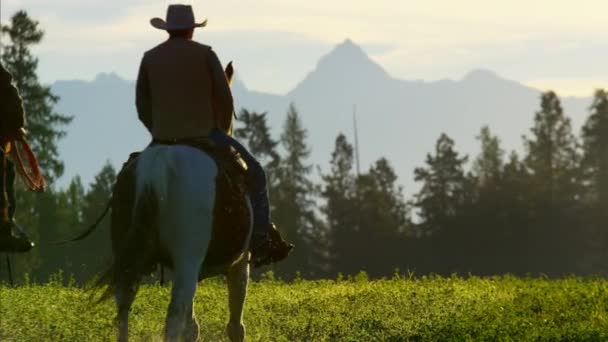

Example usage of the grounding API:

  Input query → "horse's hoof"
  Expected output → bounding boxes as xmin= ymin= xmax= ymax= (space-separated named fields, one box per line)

xmin=226 ymin=321 xmax=245 ymax=342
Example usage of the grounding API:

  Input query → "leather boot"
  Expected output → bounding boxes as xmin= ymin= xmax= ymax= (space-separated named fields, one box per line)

xmin=250 ymin=223 xmax=293 ymax=268
xmin=0 ymin=220 xmax=34 ymax=253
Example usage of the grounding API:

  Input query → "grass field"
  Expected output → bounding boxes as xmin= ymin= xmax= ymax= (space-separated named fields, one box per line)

xmin=1 ymin=273 xmax=608 ymax=341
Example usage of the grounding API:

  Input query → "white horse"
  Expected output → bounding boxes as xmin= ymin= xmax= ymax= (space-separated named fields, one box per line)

xmin=99 ymin=144 xmax=252 ymax=342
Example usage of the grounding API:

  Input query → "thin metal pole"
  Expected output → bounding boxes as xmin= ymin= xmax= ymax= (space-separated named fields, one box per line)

xmin=353 ymin=105 xmax=361 ymax=176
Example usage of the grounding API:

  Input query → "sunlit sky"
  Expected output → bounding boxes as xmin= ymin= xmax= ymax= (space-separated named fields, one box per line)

xmin=1 ymin=0 xmax=607 ymax=96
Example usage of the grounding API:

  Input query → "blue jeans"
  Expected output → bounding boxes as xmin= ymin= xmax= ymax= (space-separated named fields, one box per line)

xmin=209 ymin=129 xmax=270 ymax=237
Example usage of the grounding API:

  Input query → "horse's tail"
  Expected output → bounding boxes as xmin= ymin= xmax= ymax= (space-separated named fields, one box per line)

xmin=94 ymin=145 xmax=171 ymax=303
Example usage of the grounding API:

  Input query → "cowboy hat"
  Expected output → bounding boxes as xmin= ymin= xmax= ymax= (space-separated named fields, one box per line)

xmin=150 ymin=4 xmax=207 ymax=31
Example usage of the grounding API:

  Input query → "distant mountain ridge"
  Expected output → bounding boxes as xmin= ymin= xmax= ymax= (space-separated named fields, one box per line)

xmin=51 ymin=39 xmax=592 ymax=192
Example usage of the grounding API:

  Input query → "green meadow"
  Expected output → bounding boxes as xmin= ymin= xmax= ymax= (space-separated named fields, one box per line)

xmin=1 ymin=274 xmax=608 ymax=341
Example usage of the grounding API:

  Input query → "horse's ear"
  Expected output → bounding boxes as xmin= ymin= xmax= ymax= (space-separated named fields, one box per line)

xmin=225 ymin=61 xmax=234 ymax=85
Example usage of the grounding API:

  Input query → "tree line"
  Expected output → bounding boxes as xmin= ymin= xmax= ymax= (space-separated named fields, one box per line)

xmin=1 ymin=11 xmax=607 ymax=284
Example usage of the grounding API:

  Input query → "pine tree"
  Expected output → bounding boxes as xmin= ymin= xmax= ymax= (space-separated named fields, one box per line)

xmin=361 ymin=158 xmax=410 ymax=235
xmin=1 ymin=11 xmax=72 ymax=181
xmin=54 ymin=177 xmax=86 ymax=280
xmin=63 ymin=177 xmax=86 ymax=229
xmin=0 ymin=11 xmax=71 ymax=282
xmin=233 ymin=109 xmax=283 ymax=216
xmin=495 ymin=151 xmax=532 ymax=274
xmin=71 ymin=163 xmax=115 ymax=282
xmin=522 ymin=91 xmax=583 ymax=274
xmin=321 ymin=134 xmax=357 ymax=275
xmin=352 ymin=158 xmax=411 ymax=275
xmin=581 ymin=89 xmax=608 ymax=209
xmin=460 ymin=128 xmax=539 ymax=274
xmin=473 ymin=126 xmax=504 ymax=188
xmin=413 ymin=133 xmax=468 ymax=234
xmin=273 ymin=103 xmax=321 ymax=277
xmin=233 ymin=109 xmax=280 ymax=169
xmin=523 ymin=91 xmax=580 ymax=207
xmin=579 ymin=89 xmax=608 ymax=273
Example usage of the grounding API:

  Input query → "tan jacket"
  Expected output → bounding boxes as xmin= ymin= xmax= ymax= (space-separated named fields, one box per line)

xmin=136 ymin=38 xmax=233 ymax=140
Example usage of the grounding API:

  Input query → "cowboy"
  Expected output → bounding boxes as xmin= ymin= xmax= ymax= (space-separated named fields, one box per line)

xmin=0 ymin=62 xmax=34 ymax=253
xmin=135 ymin=4 xmax=292 ymax=266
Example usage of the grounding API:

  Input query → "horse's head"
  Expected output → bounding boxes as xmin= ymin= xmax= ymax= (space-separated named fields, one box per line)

xmin=225 ymin=61 xmax=234 ymax=85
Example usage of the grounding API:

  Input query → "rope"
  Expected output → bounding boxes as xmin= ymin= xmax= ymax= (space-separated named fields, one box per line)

xmin=7 ymin=137 xmax=46 ymax=192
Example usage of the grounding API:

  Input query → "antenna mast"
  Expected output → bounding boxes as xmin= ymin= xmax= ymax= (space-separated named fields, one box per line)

xmin=353 ymin=105 xmax=361 ymax=176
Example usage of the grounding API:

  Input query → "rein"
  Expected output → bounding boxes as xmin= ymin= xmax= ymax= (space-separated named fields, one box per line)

xmin=50 ymin=198 xmax=112 ymax=245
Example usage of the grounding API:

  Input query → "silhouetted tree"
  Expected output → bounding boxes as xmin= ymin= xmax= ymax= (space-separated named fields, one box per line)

xmin=53 ymin=177 xmax=86 ymax=280
xmin=461 ymin=127 xmax=508 ymax=273
xmin=522 ymin=91 xmax=582 ymax=274
xmin=524 ymin=91 xmax=581 ymax=208
xmin=353 ymin=158 xmax=411 ymax=275
xmin=473 ymin=126 xmax=504 ymax=187
xmin=579 ymin=89 xmax=608 ymax=273
xmin=233 ymin=109 xmax=283 ymax=217
xmin=71 ymin=163 xmax=115 ymax=281
xmin=233 ymin=109 xmax=280 ymax=169
xmin=581 ymin=89 xmax=608 ymax=209
xmin=411 ymin=134 xmax=469 ymax=274
xmin=413 ymin=133 xmax=468 ymax=234
xmin=1 ymin=11 xmax=72 ymax=181
xmin=273 ymin=104 xmax=323 ymax=277
xmin=321 ymin=134 xmax=357 ymax=275
xmin=0 ymin=11 xmax=71 ymax=281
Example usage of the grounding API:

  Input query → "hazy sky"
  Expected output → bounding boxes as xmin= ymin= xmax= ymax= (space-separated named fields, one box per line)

xmin=1 ymin=0 xmax=607 ymax=96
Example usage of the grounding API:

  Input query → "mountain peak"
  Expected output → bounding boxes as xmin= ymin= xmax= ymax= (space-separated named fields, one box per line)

xmin=322 ymin=38 xmax=369 ymax=64
xmin=335 ymin=38 xmax=364 ymax=53
xmin=288 ymin=38 xmax=392 ymax=97
xmin=462 ymin=69 xmax=501 ymax=82
xmin=313 ymin=39 xmax=389 ymax=79
xmin=94 ymin=72 xmax=125 ymax=84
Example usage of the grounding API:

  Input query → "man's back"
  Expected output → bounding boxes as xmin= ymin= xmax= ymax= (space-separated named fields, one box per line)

xmin=137 ymin=38 xmax=232 ymax=140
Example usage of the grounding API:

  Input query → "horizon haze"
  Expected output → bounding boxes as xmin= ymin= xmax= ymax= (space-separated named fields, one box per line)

xmin=49 ymin=39 xmax=595 ymax=193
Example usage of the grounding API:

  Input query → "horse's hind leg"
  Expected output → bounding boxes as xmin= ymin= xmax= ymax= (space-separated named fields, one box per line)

xmin=226 ymin=256 xmax=249 ymax=342
xmin=165 ymin=262 xmax=201 ymax=342
xmin=115 ymin=285 xmax=137 ymax=342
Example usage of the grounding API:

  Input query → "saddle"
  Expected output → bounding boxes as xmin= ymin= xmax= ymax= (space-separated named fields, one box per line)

xmin=111 ymin=138 xmax=251 ymax=281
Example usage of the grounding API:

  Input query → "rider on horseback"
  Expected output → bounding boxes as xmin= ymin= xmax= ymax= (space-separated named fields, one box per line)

xmin=134 ymin=4 xmax=292 ymax=266
xmin=0 ymin=62 xmax=34 ymax=253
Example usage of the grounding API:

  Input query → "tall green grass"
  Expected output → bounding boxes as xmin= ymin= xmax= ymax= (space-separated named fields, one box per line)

xmin=1 ymin=274 xmax=608 ymax=341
